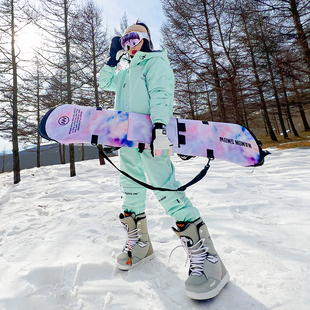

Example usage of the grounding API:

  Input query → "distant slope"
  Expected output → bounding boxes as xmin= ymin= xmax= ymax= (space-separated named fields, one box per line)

xmin=0 ymin=143 xmax=115 ymax=173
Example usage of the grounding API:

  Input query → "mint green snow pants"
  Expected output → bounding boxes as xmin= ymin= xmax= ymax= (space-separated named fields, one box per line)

xmin=119 ymin=148 xmax=200 ymax=222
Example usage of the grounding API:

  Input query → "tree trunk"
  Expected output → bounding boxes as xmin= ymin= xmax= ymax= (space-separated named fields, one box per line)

xmin=59 ymin=144 xmax=63 ymax=164
xmin=11 ymin=0 xmax=20 ymax=184
xmin=36 ymin=68 xmax=41 ymax=167
xmin=298 ymin=104 xmax=310 ymax=131
xmin=292 ymin=80 xmax=310 ymax=131
xmin=240 ymin=10 xmax=277 ymax=141
xmin=206 ymin=89 xmax=214 ymax=121
xmin=239 ymin=87 xmax=249 ymax=128
xmin=290 ymin=0 xmax=310 ymax=76
xmin=97 ymin=144 xmax=105 ymax=165
xmin=185 ymin=73 xmax=196 ymax=119
xmin=279 ymin=72 xmax=299 ymax=137
xmin=262 ymin=39 xmax=288 ymax=139
xmin=273 ymin=112 xmax=280 ymax=135
xmin=202 ymin=0 xmax=226 ymax=122
xmin=59 ymin=143 xmax=66 ymax=164
xmin=230 ymin=80 xmax=242 ymax=125
xmin=69 ymin=143 xmax=75 ymax=177
xmin=91 ymin=20 xmax=99 ymax=108
xmin=36 ymin=123 xmax=41 ymax=168
xmin=64 ymin=0 xmax=76 ymax=177
xmin=211 ymin=0 xmax=241 ymax=125
xmin=2 ymin=154 xmax=4 ymax=173
xmin=261 ymin=109 xmax=268 ymax=135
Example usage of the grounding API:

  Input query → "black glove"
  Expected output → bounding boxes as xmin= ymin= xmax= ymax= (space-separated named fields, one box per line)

xmin=106 ymin=36 xmax=126 ymax=67
xmin=150 ymin=123 xmax=173 ymax=157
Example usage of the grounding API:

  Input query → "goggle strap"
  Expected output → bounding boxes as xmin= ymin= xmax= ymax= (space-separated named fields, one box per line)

xmin=139 ymin=32 xmax=149 ymax=41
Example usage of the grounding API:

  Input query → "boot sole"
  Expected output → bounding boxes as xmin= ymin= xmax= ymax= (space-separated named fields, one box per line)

xmin=186 ymin=272 xmax=230 ymax=300
xmin=116 ymin=252 xmax=155 ymax=271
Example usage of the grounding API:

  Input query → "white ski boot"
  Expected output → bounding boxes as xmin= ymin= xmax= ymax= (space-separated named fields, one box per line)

xmin=116 ymin=212 xmax=155 ymax=270
xmin=173 ymin=218 xmax=229 ymax=300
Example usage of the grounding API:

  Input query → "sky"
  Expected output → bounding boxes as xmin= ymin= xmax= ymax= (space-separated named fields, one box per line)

xmin=0 ymin=0 xmax=166 ymax=153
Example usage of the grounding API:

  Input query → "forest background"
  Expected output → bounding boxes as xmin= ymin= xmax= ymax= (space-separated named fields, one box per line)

xmin=1 ymin=0 xmax=310 ymax=184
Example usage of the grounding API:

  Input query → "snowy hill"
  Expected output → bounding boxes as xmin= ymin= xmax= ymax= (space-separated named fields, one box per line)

xmin=0 ymin=148 xmax=309 ymax=310
xmin=0 ymin=144 xmax=110 ymax=173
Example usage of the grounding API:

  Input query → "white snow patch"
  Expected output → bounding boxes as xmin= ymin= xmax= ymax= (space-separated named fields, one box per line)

xmin=0 ymin=148 xmax=309 ymax=309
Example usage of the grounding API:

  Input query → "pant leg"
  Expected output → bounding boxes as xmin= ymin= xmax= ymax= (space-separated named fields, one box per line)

xmin=141 ymin=150 xmax=200 ymax=222
xmin=119 ymin=148 xmax=147 ymax=215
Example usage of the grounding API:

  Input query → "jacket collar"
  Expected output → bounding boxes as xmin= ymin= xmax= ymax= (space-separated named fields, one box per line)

xmin=129 ymin=49 xmax=168 ymax=67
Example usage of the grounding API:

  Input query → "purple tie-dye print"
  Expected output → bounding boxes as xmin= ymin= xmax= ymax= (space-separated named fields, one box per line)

xmin=41 ymin=104 xmax=261 ymax=167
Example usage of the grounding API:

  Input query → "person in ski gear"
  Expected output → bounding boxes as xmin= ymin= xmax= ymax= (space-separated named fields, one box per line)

xmin=99 ymin=22 xmax=229 ymax=300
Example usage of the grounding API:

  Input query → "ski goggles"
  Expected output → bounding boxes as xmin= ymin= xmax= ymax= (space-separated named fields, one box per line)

xmin=121 ymin=31 xmax=149 ymax=51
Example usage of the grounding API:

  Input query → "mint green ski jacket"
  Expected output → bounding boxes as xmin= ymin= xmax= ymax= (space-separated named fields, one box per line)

xmin=99 ymin=49 xmax=175 ymax=126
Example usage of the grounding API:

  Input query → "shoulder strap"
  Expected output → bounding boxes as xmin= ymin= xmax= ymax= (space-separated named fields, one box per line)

xmin=96 ymin=145 xmax=212 ymax=192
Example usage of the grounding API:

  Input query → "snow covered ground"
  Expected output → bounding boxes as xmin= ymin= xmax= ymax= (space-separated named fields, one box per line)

xmin=0 ymin=148 xmax=309 ymax=310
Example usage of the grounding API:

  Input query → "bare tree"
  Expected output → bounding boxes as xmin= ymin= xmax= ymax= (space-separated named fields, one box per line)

xmin=74 ymin=0 xmax=111 ymax=165
xmin=256 ymin=0 xmax=310 ymax=74
xmin=0 ymin=0 xmax=33 ymax=183
xmin=21 ymin=53 xmax=47 ymax=167
xmin=114 ymin=11 xmax=129 ymax=36
xmin=35 ymin=0 xmax=81 ymax=177
xmin=161 ymin=0 xmax=227 ymax=122
xmin=74 ymin=0 xmax=109 ymax=108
